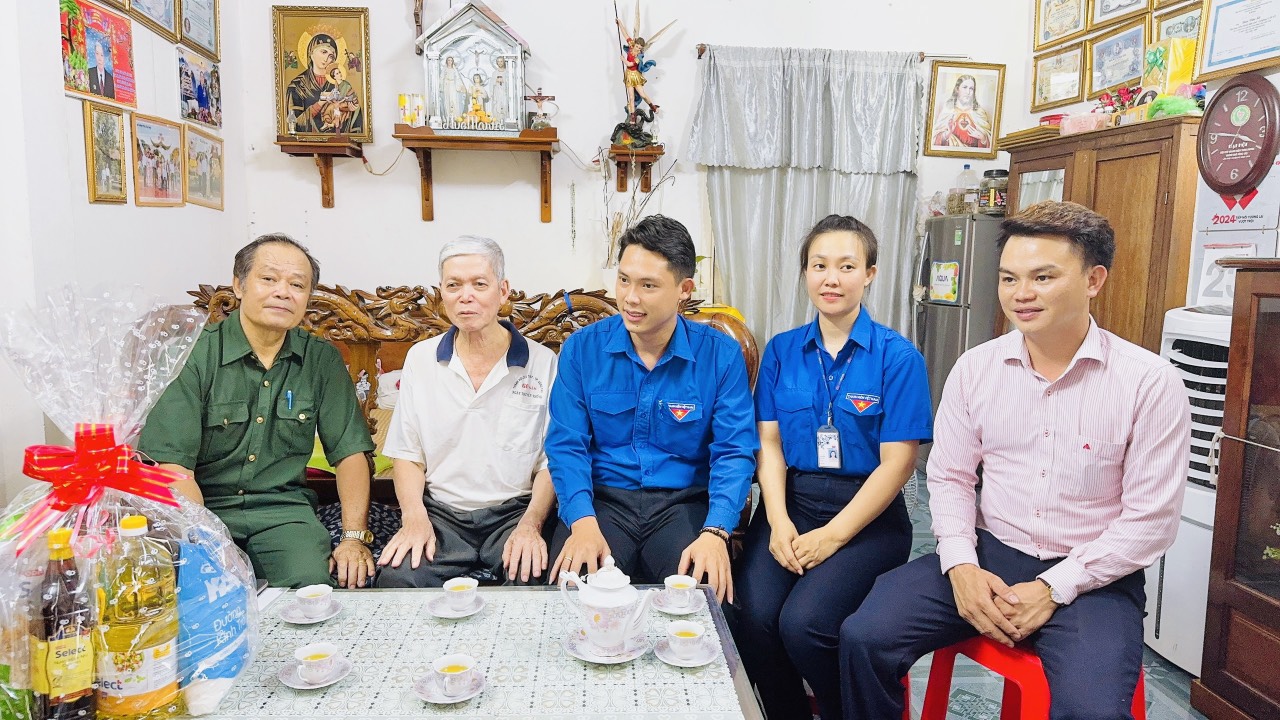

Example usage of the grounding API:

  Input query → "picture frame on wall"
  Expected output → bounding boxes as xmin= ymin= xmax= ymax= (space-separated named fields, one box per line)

xmin=1154 ymin=2 xmax=1202 ymax=41
xmin=96 ymin=0 xmax=127 ymax=9
xmin=180 ymin=0 xmax=220 ymax=61
xmin=82 ymin=100 xmax=127 ymax=203
xmin=184 ymin=124 xmax=224 ymax=210
xmin=178 ymin=46 xmax=222 ymax=128
xmin=1196 ymin=0 xmax=1280 ymax=82
xmin=923 ymin=61 xmax=1005 ymax=160
xmin=129 ymin=0 xmax=179 ymax=43
xmin=62 ymin=0 xmax=137 ymax=107
xmin=1087 ymin=19 xmax=1148 ymax=97
xmin=131 ymin=113 xmax=185 ymax=207
xmin=1035 ymin=0 xmax=1089 ymax=51
xmin=1154 ymin=0 xmax=1188 ymax=8
xmin=272 ymin=6 xmax=373 ymax=143
xmin=1090 ymin=0 xmax=1151 ymax=30
xmin=1032 ymin=44 xmax=1085 ymax=112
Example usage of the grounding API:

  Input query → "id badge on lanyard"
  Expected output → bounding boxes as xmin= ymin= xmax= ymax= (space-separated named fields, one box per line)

xmin=816 ymin=347 xmax=850 ymax=470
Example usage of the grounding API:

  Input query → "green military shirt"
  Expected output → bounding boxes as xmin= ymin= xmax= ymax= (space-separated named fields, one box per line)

xmin=140 ymin=309 xmax=374 ymax=510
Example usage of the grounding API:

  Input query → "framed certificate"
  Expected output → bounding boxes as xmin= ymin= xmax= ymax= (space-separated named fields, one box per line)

xmin=130 ymin=0 xmax=179 ymax=43
xmin=1035 ymin=0 xmax=1089 ymax=51
xmin=1090 ymin=0 xmax=1151 ymax=30
xmin=1154 ymin=2 xmax=1203 ymax=40
xmin=1196 ymin=0 xmax=1280 ymax=82
xmin=1032 ymin=43 xmax=1085 ymax=111
xmin=180 ymin=0 xmax=220 ymax=61
xmin=1087 ymin=20 xmax=1148 ymax=97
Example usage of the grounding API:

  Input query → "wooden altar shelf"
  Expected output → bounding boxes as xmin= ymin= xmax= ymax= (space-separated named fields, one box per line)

xmin=275 ymin=136 xmax=364 ymax=209
xmin=392 ymin=125 xmax=560 ymax=222
xmin=609 ymin=144 xmax=665 ymax=193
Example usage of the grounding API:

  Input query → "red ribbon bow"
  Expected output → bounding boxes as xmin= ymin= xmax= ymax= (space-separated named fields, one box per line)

xmin=7 ymin=423 xmax=181 ymax=555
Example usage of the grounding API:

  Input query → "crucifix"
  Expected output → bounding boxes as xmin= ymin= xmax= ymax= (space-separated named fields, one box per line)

xmin=469 ymin=46 xmax=486 ymax=71
xmin=524 ymin=87 xmax=555 ymax=110
xmin=525 ymin=87 xmax=556 ymax=130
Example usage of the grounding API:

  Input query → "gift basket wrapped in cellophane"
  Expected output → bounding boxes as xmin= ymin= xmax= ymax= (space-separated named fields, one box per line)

xmin=0 ymin=287 xmax=259 ymax=720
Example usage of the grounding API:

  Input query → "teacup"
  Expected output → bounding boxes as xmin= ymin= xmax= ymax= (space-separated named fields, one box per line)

xmin=432 ymin=653 xmax=477 ymax=697
xmin=443 ymin=577 xmax=479 ymax=611
xmin=663 ymin=574 xmax=697 ymax=609
xmin=296 ymin=584 xmax=333 ymax=619
xmin=667 ymin=620 xmax=706 ymax=660
xmin=295 ymin=642 xmax=340 ymax=683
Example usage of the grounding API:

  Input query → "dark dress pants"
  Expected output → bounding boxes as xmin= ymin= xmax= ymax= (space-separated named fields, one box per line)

xmin=733 ymin=471 xmax=911 ymax=720
xmin=839 ymin=529 xmax=1146 ymax=720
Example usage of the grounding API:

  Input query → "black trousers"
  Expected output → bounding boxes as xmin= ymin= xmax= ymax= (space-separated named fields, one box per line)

xmin=549 ymin=484 xmax=708 ymax=583
xmin=733 ymin=471 xmax=911 ymax=720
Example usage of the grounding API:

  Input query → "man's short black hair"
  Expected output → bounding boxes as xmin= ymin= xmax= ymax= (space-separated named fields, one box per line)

xmin=617 ymin=215 xmax=697 ymax=280
xmin=997 ymin=201 xmax=1115 ymax=270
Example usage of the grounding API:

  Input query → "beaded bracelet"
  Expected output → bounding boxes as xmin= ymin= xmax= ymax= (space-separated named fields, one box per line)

xmin=700 ymin=526 xmax=730 ymax=543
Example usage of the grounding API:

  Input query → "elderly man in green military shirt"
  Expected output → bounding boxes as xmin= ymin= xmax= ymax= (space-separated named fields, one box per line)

xmin=140 ymin=234 xmax=377 ymax=588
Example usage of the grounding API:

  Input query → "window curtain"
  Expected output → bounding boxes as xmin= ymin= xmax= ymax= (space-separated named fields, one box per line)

xmin=689 ymin=47 xmax=922 ymax=342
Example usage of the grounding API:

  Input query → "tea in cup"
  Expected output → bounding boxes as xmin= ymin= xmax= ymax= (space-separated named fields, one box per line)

xmin=432 ymin=653 xmax=476 ymax=697
xmin=295 ymin=642 xmax=340 ymax=683
xmin=296 ymin=584 xmax=333 ymax=619
xmin=667 ymin=620 xmax=706 ymax=660
xmin=443 ymin=577 xmax=479 ymax=611
xmin=663 ymin=574 xmax=697 ymax=609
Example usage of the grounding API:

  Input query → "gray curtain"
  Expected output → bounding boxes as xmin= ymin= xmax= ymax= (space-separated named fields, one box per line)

xmin=689 ymin=46 xmax=922 ymax=341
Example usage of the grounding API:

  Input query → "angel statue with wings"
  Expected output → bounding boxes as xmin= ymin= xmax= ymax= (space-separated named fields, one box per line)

xmin=614 ymin=3 xmax=675 ymax=124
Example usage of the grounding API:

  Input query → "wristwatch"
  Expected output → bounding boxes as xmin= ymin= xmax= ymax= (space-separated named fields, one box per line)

xmin=341 ymin=529 xmax=374 ymax=545
xmin=1037 ymin=577 xmax=1063 ymax=605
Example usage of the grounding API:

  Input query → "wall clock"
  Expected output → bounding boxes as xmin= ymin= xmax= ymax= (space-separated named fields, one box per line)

xmin=1197 ymin=72 xmax=1280 ymax=196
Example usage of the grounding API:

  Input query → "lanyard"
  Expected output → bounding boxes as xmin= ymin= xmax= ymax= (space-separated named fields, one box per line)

xmin=815 ymin=345 xmax=853 ymax=426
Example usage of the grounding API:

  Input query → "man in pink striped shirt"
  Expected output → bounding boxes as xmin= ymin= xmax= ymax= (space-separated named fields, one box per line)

xmin=840 ymin=201 xmax=1191 ymax=719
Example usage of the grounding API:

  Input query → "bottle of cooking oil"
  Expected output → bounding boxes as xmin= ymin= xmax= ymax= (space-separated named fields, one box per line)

xmin=95 ymin=516 xmax=182 ymax=720
xmin=30 ymin=527 xmax=95 ymax=720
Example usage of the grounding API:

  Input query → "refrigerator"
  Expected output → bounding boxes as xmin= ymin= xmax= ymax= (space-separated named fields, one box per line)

xmin=912 ymin=214 xmax=1005 ymax=419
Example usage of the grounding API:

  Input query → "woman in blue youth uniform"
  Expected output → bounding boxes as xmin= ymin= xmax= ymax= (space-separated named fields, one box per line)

xmin=733 ymin=215 xmax=933 ymax=720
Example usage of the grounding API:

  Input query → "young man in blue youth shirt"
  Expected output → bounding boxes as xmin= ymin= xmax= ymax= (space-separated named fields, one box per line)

xmin=544 ymin=215 xmax=758 ymax=602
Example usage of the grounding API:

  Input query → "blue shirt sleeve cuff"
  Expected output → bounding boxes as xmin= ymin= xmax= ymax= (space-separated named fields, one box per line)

xmin=559 ymin=495 xmax=596 ymax=527
xmin=705 ymin=506 xmax=742 ymax=534
xmin=879 ymin=425 xmax=935 ymax=444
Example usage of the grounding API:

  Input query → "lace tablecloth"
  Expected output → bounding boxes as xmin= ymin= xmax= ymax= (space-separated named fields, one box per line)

xmin=204 ymin=587 xmax=755 ymax=719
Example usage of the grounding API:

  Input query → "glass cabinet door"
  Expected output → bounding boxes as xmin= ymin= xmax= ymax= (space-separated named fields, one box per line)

xmin=1016 ymin=169 xmax=1066 ymax=209
xmin=1232 ymin=296 xmax=1280 ymax=602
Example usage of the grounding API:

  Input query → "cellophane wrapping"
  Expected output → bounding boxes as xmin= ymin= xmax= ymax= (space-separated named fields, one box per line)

xmin=0 ymin=287 xmax=259 ymax=719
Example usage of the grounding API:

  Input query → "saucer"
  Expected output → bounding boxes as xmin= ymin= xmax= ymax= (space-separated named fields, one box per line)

xmin=652 ymin=589 xmax=707 ymax=615
xmin=427 ymin=593 xmax=486 ymax=620
xmin=278 ymin=657 xmax=353 ymax=690
xmin=654 ymin=638 xmax=718 ymax=668
xmin=412 ymin=670 xmax=486 ymax=704
xmin=280 ymin=599 xmax=342 ymax=624
xmin=561 ymin=629 xmax=651 ymax=665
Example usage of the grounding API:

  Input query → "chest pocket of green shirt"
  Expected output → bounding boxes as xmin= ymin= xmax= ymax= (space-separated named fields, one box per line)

xmin=276 ymin=395 xmax=318 ymax=455
xmin=202 ymin=401 xmax=249 ymax=459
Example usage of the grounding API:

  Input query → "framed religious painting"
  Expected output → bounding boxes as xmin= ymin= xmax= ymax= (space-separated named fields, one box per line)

xmin=129 ymin=0 xmax=179 ymax=43
xmin=1087 ymin=20 xmax=1148 ymax=97
xmin=1154 ymin=1 xmax=1202 ymax=40
xmin=82 ymin=100 xmax=127 ymax=203
xmin=95 ymin=0 xmax=126 ymax=9
xmin=923 ymin=61 xmax=1005 ymax=160
xmin=62 ymin=0 xmax=137 ymax=107
xmin=184 ymin=124 xmax=224 ymax=210
xmin=180 ymin=0 xmax=219 ymax=61
xmin=131 ymin=113 xmax=184 ymax=207
xmin=1196 ymin=0 xmax=1280 ymax=82
xmin=1032 ymin=44 xmax=1085 ymax=111
xmin=178 ymin=46 xmax=222 ymax=128
xmin=272 ymin=6 xmax=373 ymax=142
xmin=1090 ymin=0 xmax=1151 ymax=30
xmin=1035 ymin=0 xmax=1088 ymax=51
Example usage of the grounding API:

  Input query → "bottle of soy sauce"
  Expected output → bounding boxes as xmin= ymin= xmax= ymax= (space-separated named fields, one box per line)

xmin=30 ymin=528 xmax=95 ymax=720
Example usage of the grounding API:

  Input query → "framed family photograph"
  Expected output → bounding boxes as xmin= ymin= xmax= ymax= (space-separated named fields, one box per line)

xmin=1090 ymin=0 xmax=1151 ymax=29
xmin=129 ymin=0 xmax=178 ymax=43
xmin=180 ymin=0 xmax=220 ymax=61
xmin=1032 ymin=44 xmax=1085 ymax=112
xmin=1035 ymin=0 xmax=1088 ymax=51
xmin=1154 ymin=2 xmax=1202 ymax=40
xmin=924 ymin=61 xmax=1005 ymax=160
xmin=82 ymin=100 xmax=126 ymax=203
xmin=184 ymin=124 xmax=224 ymax=210
xmin=1196 ymin=0 xmax=1280 ymax=82
xmin=62 ymin=0 xmax=137 ymax=107
xmin=1087 ymin=20 xmax=1148 ymax=97
xmin=178 ymin=46 xmax=222 ymax=128
xmin=131 ymin=113 xmax=184 ymax=207
xmin=272 ymin=6 xmax=373 ymax=142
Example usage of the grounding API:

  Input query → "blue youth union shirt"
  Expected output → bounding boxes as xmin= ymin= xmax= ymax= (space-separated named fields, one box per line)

xmin=755 ymin=309 xmax=933 ymax=476
xmin=546 ymin=315 xmax=759 ymax=531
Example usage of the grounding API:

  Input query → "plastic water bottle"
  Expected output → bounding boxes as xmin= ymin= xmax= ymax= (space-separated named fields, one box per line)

xmin=95 ymin=516 xmax=183 ymax=720
xmin=956 ymin=164 xmax=980 ymax=214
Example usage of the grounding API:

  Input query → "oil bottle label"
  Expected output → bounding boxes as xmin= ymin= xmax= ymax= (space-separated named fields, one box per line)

xmin=28 ymin=635 xmax=93 ymax=698
xmin=97 ymin=639 xmax=179 ymax=714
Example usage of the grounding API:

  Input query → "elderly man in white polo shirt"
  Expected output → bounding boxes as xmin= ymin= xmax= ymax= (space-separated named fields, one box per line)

xmin=375 ymin=236 xmax=558 ymax=587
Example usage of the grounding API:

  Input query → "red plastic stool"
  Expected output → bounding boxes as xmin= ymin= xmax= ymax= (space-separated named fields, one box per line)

xmin=919 ymin=636 xmax=1146 ymax=720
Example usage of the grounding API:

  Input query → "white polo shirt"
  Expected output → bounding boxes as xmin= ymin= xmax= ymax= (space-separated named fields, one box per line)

xmin=383 ymin=321 xmax=558 ymax=512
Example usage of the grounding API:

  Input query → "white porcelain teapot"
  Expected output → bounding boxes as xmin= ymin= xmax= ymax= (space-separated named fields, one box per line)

xmin=559 ymin=556 xmax=655 ymax=656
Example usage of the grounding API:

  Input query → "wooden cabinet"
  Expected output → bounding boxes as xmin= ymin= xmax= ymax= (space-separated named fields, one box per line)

xmin=1006 ymin=116 xmax=1199 ymax=352
xmin=1192 ymin=259 xmax=1280 ymax=720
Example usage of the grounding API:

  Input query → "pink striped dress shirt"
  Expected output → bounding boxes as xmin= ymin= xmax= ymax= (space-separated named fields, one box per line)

xmin=928 ymin=319 xmax=1192 ymax=604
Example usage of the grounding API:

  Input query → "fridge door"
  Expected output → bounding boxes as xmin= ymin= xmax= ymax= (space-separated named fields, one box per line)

xmin=919 ymin=301 xmax=967 ymax=416
xmin=961 ymin=215 xmax=1005 ymax=345
xmin=925 ymin=215 xmax=972 ymax=307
